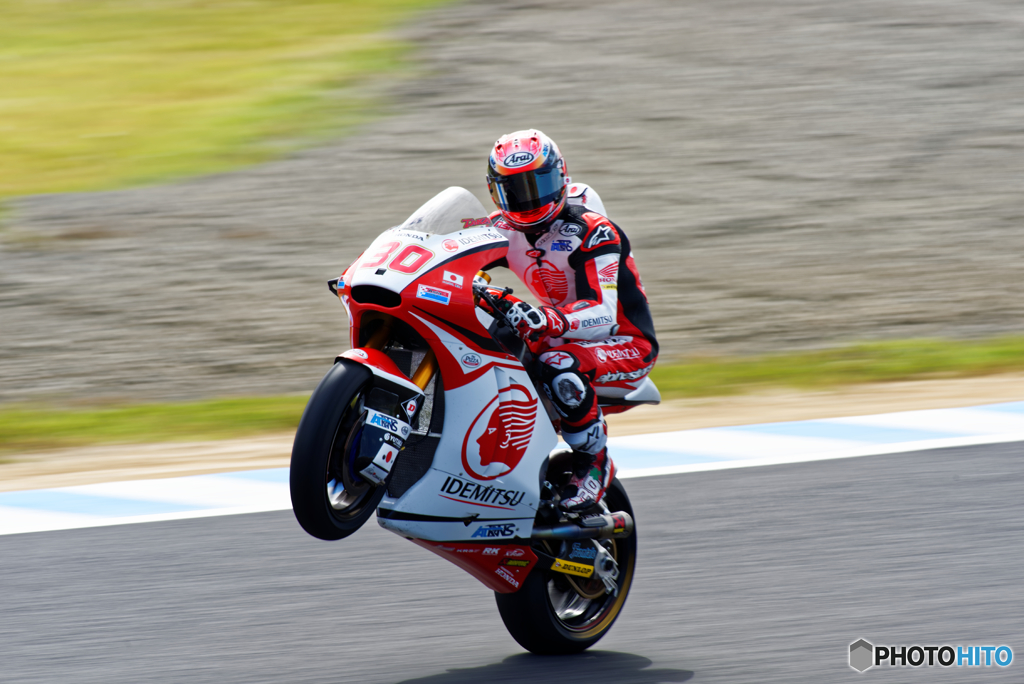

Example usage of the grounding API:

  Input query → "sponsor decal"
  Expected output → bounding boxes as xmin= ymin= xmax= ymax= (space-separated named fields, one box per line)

xmin=568 ymin=542 xmax=597 ymax=561
xmin=525 ymin=248 xmax=544 ymax=258
xmin=598 ymin=262 xmax=618 ymax=283
xmin=570 ymin=319 xmax=581 ymax=331
xmin=585 ymin=224 xmax=616 ymax=249
xmin=382 ymin=432 xmax=404 ymax=448
xmin=349 ymin=349 xmax=369 ymax=359
xmin=416 ymin=284 xmax=452 ymax=305
xmin=505 ymin=548 xmax=526 ymax=557
xmin=369 ymin=412 xmax=398 ymax=432
xmin=461 ymin=353 xmax=482 ymax=368
xmin=460 ymin=217 xmax=491 ymax=229
xmin=462 ymin=381 xmax=538 ymax=480
xmin=495 ymin=566 xmax=521 ymax=588
xmin=552 ymin=558 xmax=595 ymax=578
xmin=551 ymin=239 xmax=573 ymax=252
xmin=581 ymin=315 xmax=614 ymax=328
xmin=578 ymin=336 xmax=633 ymax=347
xmin=502 ymin=559 xmax=530 ymax=568
xmin=596 ymin=347 xmax=640 ymax=363
xmin=612 ymin=513 xmax=627 ymax=534
xmin=458 ymin=231 xmax=503 ymax=247
xmin=442 ymin=270 xmax=464 ymax=289
xmin=540 ymin=351 xmax=575 ymax=369
xmin=596 ymin=364 xmax=653 ymax=384
xmin=483 ymin=547 xmax=500 ymax=556
xmin=569 ymin=185 xmax=579 ymax=195
xmin=455 ymin=547 xmax=479 ymax=554
xmin=559 ymin=223 xmax=583 ymax=237
xmin=392 ymin=230 xmax=426 ymax=241
xmin=471 ymin=523 xmax=517 ymax=538
xmin=403 ymin=399 xmax=418 ymax=418
xmin=442 ymin=239 xmax=460 ymax=253
xmin=525 ymin=260 xmax=569 ymax=304
xmin=502 ymin=151 xmax=535 ymax=168
xmin=439 ymin=475 xmax=526 ymax=508
xmin=601 ymin=283 xmax=617 ymax=290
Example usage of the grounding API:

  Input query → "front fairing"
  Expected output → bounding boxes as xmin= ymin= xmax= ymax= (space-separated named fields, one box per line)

xmin=329 ymin=187 xmax=559 ymax=543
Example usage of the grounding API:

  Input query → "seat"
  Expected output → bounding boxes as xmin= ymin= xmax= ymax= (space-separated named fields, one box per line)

xmin=596 ymin=377 xmax=661 ymax=414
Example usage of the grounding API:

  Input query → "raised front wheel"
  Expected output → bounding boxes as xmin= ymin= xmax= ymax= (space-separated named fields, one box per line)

xmin=290 ymin=360 xmax=386 ymax=540
xmin=494 ymin=478 xmax=637 ymax=654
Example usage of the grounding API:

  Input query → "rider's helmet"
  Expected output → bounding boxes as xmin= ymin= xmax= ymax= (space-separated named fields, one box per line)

xmin=486 ymin=129 xmax=568 ymax=232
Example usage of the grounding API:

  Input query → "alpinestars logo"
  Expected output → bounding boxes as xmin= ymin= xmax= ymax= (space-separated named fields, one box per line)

xmin=596 ymin=364 xmax=653 ymax=384
xmin=461 ymin=377 xmax=537 ymax=480
xmin=585 ymin=224 xmax=615 ymax=249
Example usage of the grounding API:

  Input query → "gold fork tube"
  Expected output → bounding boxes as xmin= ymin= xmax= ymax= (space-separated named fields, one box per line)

xmin=364 ymin=319 xmax=393 ymax=350
xmin=411 ymin=350 xmax=438 ymax=390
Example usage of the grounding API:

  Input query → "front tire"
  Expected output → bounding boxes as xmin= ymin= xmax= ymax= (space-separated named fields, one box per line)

xmin=494 ymin=478 xmax=637 ymax=654
xmin=290 ymin=360 xmax=386 ymax=540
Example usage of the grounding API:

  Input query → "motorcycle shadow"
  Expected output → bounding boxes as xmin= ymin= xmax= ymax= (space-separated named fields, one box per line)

xmin=391 ymin=650 xmax=694 ymax=684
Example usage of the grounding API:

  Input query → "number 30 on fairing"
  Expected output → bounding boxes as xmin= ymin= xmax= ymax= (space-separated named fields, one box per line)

xmin=359 ymin=242 xmax=434 ymax=274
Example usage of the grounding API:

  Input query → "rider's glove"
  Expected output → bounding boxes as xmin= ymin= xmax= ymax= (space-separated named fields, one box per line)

xmin=506 ymin=302 xmax=568 ymax=342
xmin=475 ymin=286 xmax=514 ymax=317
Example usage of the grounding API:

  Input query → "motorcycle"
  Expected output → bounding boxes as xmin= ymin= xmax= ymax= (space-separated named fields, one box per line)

xmin=289 ymin=187 xmax=660 ymax=654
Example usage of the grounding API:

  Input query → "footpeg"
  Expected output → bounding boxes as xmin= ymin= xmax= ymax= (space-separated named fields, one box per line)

xmin=593 ymin=543 xmax=619 ymax=596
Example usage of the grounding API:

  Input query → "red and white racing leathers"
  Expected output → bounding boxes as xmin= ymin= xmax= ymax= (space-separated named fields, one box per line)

xmin=488 ymin=185 xmax=659 ymax=463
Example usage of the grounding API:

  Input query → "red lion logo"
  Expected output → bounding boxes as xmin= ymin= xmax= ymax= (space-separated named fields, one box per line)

xmin=462 ymin=381 xmax=538 ymax=480
xmin=525 ymin=260 xmax=569 ymax=305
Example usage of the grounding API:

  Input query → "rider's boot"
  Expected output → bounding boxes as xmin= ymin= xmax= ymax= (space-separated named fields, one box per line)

xmin=559 ymin=417 xmax=615 ymax=512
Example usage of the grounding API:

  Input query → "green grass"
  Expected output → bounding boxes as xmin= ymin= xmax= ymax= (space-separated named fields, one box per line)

xmin=0 ymin=0 xmax=452 ymax=200
xmin=650 ymin=336 xmax=1024 ymax=398
xmin=5 ymin=336 xmax=1024 ymax=453
xmin=0 ymin=396 xmax=309 ymax=454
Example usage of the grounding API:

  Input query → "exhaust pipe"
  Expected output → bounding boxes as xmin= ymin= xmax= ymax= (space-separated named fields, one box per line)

xmin=531 ymin=511 xmax=634 ymax=540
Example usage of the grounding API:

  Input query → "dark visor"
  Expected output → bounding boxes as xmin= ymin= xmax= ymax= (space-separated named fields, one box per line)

xmin=487 ymin=167 xmax=563 ymax=213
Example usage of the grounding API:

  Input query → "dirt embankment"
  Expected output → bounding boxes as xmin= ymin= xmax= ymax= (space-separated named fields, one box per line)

xmin=2 ymin=0 xmax=1024 ymax=407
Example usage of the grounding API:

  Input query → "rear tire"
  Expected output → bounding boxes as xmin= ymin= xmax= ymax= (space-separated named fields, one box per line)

xmin=290 ymin=360 xmax=386 ymax=540
xmin=494 ymin=478 xmax=637 ymax=654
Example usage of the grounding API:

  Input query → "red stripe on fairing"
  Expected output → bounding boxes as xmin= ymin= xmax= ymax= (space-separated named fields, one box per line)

xmin=413 ymin=540 xmax=539 ymax=594
xmin=409 ymin=309 xmax=523 ymax=390
xmin=438 ymin=495 xmax=515 ymax=510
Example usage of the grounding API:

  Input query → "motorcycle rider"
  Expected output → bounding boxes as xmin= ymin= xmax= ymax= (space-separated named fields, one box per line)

xmin=480 ymin=129 xmax=659 ymax=512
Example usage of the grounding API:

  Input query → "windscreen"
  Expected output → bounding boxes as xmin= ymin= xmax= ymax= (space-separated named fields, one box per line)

xmin=396 ymin=186 xmax=492 ymax=235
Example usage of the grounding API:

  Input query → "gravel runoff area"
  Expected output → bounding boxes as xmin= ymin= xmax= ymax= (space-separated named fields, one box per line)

xmin=3 ymin=0 xmax=1024 ymax=404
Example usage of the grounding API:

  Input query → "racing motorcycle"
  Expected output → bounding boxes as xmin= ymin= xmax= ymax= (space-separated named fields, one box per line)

xmin=289 ymin=187 xmax=660 ymax=654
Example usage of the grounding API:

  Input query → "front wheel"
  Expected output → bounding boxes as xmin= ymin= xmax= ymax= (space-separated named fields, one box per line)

xmin=494 ymin=478 xmax=637 ymax=654
xmin=290 ymin=360 xmax=386 ymax=540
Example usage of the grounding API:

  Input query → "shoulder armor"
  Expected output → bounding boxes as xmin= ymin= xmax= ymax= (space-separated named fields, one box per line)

xmin=565 ymin=182 xmax=607 ymax=216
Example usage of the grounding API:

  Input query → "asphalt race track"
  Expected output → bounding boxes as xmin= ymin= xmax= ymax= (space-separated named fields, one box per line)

xmin=2 ymin=443 xmax=1021 ymax=683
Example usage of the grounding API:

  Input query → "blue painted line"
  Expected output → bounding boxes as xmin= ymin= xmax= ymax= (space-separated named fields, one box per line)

xmin=0 ymin=490 xmax=203 ymax=518
xmin=728 ymin=420 xmax=957 ymax=444
xmin=976 ymin=401 xmax=1024 ymax=415
xmin=220 ymin=467 xmax=289 ymax=484
xmin=611 ymin=446 xmax=735 ymax=469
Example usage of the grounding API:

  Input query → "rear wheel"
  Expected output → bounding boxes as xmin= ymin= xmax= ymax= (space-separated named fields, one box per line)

xmin=290 ymin=360 xmax=386 ymax=540
xmin=494 ymin=478 xmax=637 ymax=654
